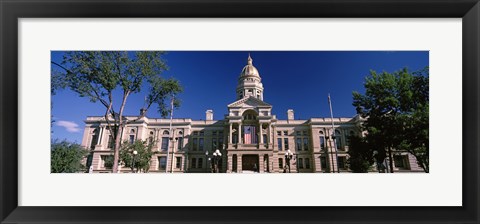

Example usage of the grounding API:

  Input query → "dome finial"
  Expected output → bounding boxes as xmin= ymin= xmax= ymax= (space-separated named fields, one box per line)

xmin=247 ymin=53 xmax=253 ymax=65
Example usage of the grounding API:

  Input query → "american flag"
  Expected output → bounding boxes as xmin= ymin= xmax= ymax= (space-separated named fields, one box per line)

xmin=244 ymin=126 xmax=257 ymax=144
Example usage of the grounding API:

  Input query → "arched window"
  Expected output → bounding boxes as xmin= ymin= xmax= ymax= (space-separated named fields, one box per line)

xmin=127 ymin=128 xmax=136 ymax=144
xmin=335 ymin=130 xmax=342 ymax=149
xmin=148 ymin=131 xmax=154 ymax=144
xmin=319 ymin=130 xmax=326 ymax=150
xmin=177 ymin=131 xmax=184 ymax=150
xmin=90 ymin=128 xmax=99 ymax=149
xmin=161 ymin=130 xmax=169 ymax=151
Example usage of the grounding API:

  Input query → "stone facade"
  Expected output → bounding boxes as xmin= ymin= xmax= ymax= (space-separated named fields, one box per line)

xmin=81 ymin=55 xmax=423 ymax=173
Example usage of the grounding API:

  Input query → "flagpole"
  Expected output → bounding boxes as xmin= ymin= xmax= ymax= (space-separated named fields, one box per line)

xmin=328 ymin=94 xmax=340 ymax=173
xmin=166 ymin=94 xmax=174 ymax=173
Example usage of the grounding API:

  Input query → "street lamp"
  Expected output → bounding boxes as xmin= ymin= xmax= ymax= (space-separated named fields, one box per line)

xmin=205 ymin=151 xmax=209 ymax=173
xmin=132 ymin=150 xmax=138 ymax=173
xmin=212 ymin=149 xmax=222 ymax=173
xmin=295 ymin=153 xmax=299 ymax=173
xmin=285 ymin=149 xmax=293 ymax=173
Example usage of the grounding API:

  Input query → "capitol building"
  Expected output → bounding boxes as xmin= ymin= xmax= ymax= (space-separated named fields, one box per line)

xmin=81 ymin=55 xmax=423 ymax=173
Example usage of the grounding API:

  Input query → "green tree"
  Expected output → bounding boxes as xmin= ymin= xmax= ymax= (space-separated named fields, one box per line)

xmin=51 ymin=140 xmax=89 ymax=173
xmin=352 ymin=67 xmax=429 ymax=173
xmin=52 ymin=51 xmax=182 ymax=173
xmin=119 ymin=140 xmax=157 ymax=173
xmin=347 ymin=136 xmax=374 ymax=173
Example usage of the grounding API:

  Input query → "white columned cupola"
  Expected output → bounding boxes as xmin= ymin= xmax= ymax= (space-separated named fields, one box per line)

xmin=236 ymin=54 xmax=264 ymax=101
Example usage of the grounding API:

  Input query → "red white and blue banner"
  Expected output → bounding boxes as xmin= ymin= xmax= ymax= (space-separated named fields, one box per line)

xmin=244 ymin=126 xmax=257 ymax=144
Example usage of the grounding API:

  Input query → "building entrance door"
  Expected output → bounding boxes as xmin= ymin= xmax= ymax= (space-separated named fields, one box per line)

xmin=242 ymin=155 xmax=259 ymax=171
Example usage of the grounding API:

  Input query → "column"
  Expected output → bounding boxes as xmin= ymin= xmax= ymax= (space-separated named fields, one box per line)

xmin=228 ymin=155 xmax=233 ymax=173
xmin=259 ymin=155 xmax=264 ymax=173
xmin=229 ymin=123 xmax=233 ymax=144
xmin=267 ymin=123 xmax=270 ymax=144
xmin=238 ymin=123 xmax=242 ymax=144
xmin=259 ymin=123 xmax=263 ymax=145
xmin=237 ymin=154 xmax=242 ymax=173
xmin=97 ymin=126 xmax=104 ymax=145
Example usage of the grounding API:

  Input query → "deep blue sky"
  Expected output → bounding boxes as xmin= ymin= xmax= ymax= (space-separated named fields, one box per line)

xmin=51 ymin=51 xmax=428 ymax=143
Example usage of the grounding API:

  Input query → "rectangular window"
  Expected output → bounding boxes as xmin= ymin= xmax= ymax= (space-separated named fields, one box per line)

xmin=394 ymin=155 xmax=406 ymax=168
xmin=277 ymin=138 xmax=283 ymax=151
xmin=296 ymin=138 xmax=302 ymax=151
xmin=283 ymin=131 xmax=288 ymax=136
xmin=303 ymin=131 xmax=308 ymax=136
xmin=212 ymin=131 xmax=217 ymax=136
xmin=107 ymin=135 xmax=114 ymax=149
xmin=296 ymin=131 xmax=301 ymax=136
xmin=158 ymin=157 xmax=167 ymax=169
xmin=199 ymin=131 xmax=204 ymax=136
xmin=161 ymin=137 xmax=169 ymax=151
xmin=192 ymin=138 xmax=198 ymax=151
xmin=90 ymin=134 xmax=98 ymax=149
xmin=177 ymin=137 xmax=183 ymax=150
xmin=199 ymin=138 xmax=204 ymax=151
xmin=277 ymin=131 xmax=282 ymax=136
xmin=176 ymin=157 xmax=182 ymax=169
xmin=284 ymin=138 xmax=289 ymax=150
xmin=336 ymin=137 xmax=342 ymax=150
xmin=212 ymin=138 xmax=217 ymax=150
xmin=198 ymin=158 xmax=203 ymax=168
xmin=218 ymin=138 xmax=224 ymax=149
xmin=262 ymin=134 xmax=267 ymax=144
xmin=320 ymin=156 xmax=327 ymax=169
xmin=305 ymin=158 xmax=310 ymax=169
xmin=129 ymin=135 xmax=135 ymax=144
xmin=191 ymin=158 xmax=197 ymax=169
xmin=298 ymin=158 xmax=304 ymax=169
xmin=338 ymin=157 xmax=346 ymax=169
xmin=303 ymin=138 xmax=309 ymax=151
xmin=320 ymin=136 xmax=325 ymax=150
xmin=278 ymin=158 xmax=283 ymax=169
xmin=233 ymin=134 xmax=238 ymax=144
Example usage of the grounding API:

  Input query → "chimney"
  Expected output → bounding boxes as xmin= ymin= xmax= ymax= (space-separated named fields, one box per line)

xmin=206 ymin=110 xmax=213 ymax=121
xmin=287 ymin=109 xmax=294 ymax=121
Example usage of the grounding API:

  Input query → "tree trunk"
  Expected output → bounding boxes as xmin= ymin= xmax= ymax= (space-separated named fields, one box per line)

xmin=112 ymin=91 xmax=130 ymax=173
xmin=112 ymin=124 xmax=123 ymax=173
xmin=388 ymin=146 xmax=394 ymax=173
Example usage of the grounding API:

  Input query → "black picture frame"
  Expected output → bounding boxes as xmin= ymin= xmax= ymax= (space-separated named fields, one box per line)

xmin=1 ymin=0 xmax=479 ymax=223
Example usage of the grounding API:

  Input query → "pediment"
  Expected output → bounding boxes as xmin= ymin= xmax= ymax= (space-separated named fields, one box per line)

xmin=228 ymin=96 xmax=272 ymax=108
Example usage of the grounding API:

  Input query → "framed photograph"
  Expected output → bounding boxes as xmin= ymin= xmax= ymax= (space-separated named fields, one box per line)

xmin=1 ymin=0 xmax=479 ymax=223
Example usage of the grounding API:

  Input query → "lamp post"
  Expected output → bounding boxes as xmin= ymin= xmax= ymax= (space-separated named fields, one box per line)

xmin=285 ymin=149 xmax=293 ymax=173
xmin=132 ymin=150 xmax=138 ymax=173
xmin=169 ymin=137 xmax=178 ymax=173
xmin=205 ymin=151 xmax=209 ymax=173
xmin=212 ymin=149 xmax=222 ymax=173
xmin=295 ymin=153 xmax=299 ymax=173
